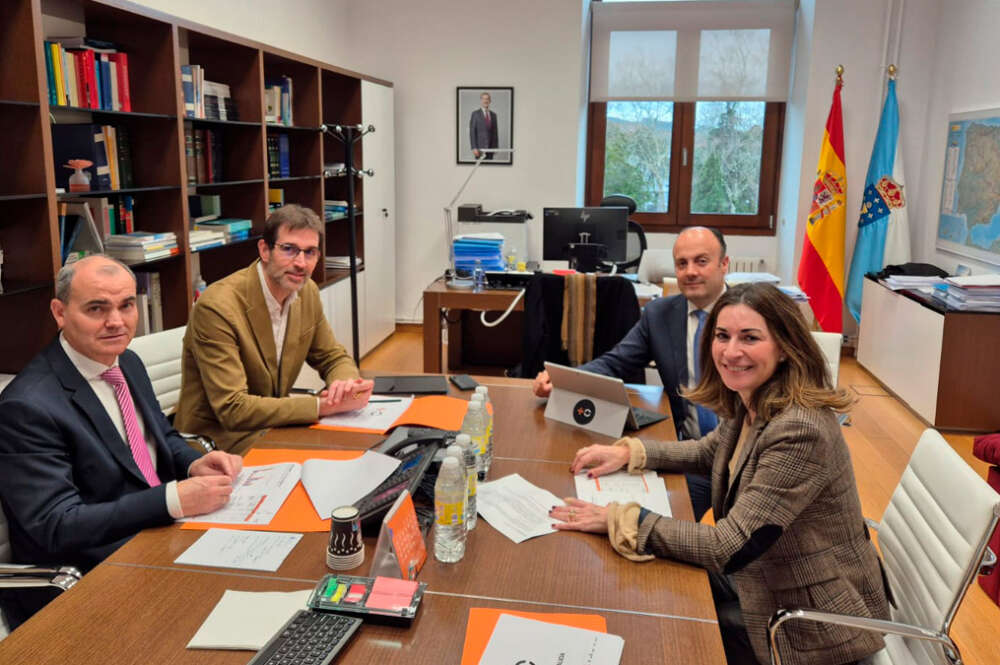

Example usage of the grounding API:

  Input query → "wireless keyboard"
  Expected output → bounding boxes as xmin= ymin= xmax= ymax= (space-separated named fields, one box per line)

xmin=245 ymin=610 xmax=361 ymax=665
xmin=354 ymin=442 xmax=438 ymax=531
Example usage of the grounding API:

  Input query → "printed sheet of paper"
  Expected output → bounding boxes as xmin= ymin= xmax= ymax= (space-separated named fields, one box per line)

xmin=476 ymin=473 xmax=563 ymax=543
xmin=574 ymin=470 xmax=671 ymax=517
xmin=179 ymin=463 xmax=301 ymax=525
xmin=478 ymin=614 xmax=624 ymax=665
xmin=300 ymin=451 xmax=400 ymax=519
xmin=317 ymin=395 xmax=414 ymax=432
xmin=187 ymin=589 xmax=311 ymax=650
xmin=174 ymin=528 xmax=303 ymax=572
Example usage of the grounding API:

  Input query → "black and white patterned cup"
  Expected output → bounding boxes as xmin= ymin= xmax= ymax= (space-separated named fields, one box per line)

xmin=327 ymin=505 xmax=364 ymax=570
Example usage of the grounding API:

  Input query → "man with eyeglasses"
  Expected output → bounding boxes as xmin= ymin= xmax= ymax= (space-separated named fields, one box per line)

xmin=175 ymin=204 xmax=369 ymax=454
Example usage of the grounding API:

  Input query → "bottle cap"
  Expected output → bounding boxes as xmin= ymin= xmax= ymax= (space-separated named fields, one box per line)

xmin=441 ymin=456 xmax=460 ymax=470
xmin=456 ymin=433 xmax=472 ymax=445
xmin=445 ymin=444 xmax=464 ymax=462
xmin=467 ymin=400 xmax=482 ymax=411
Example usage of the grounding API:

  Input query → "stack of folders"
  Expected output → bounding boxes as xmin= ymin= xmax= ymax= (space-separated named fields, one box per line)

xmin=189 ymin=229 xmax=227 ymax=252
xmin=453 ymin=233 xmax=505 ymax=272
xmin=324 ymin=200 xmax=350 ymax=221
xmin=932 ymin=274 xmax=1000 ymax=312
xmin=104 ymin=231 xmax=178 ymax=265
xmin=193 ymin=218 xmax=252 ymax=244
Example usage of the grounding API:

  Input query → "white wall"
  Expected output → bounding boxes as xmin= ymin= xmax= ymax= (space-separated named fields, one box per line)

xmin=342 ymin=0 xmax=591 ymax=322
xmin=126 ymin=0 xmax=354 ymax=67
xmin=913 ymin=0 xmax=1000 ymax=274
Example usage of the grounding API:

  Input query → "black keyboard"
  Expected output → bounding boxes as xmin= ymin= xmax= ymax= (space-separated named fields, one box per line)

xmin=629 ymin=405 xmax=669 ymax=430
xmin=354 ymin=443 xmax=438 ymax=531
xmin=245 ymin=610 xmax=361 ymax=665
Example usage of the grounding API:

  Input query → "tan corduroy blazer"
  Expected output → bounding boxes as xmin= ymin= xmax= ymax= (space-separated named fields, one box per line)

xmin=636 ymin=403 xmax=890 ymax=665
xmin=174 ymin=261 xmax=358 ymax=454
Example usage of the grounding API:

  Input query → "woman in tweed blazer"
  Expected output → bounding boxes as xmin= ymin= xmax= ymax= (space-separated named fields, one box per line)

xmin=550 ymin=283 xmax=890 ymax=665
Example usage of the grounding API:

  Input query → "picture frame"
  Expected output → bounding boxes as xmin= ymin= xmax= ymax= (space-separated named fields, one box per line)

xmin=457 ymin=87 xmax=513 ymax=165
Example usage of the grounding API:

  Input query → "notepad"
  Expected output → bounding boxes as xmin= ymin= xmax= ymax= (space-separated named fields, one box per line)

xmin=187 ymin=589 xmax=312 ymax=650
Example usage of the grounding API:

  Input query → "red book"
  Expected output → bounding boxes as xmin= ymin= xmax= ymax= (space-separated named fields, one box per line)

xmin=108 ymin=52 xmax=131 ymax=112
xmin=67 ymin=48 xmax=97 ymax=108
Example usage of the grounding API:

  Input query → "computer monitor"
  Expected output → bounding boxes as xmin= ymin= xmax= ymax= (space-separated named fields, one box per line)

xmin=542 ymin=207 xmax=628 ymax=272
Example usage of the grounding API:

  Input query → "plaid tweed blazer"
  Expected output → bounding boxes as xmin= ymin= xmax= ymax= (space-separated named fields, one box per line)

xmin=636 ymin=403 xmax=890 ymax=665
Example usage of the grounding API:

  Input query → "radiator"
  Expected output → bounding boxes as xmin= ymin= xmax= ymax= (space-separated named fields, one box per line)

xmin=729 ymin=256 xmax=766 ymax=273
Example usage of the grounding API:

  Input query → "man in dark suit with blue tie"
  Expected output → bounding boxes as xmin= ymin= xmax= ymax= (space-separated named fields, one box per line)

xmin=534 ymin=227 xmax=729 ymax=520
xmin=469 ymin=91 xmax=499 ymax=160
xmin=0 ymin=255 xmax=243 ymax=629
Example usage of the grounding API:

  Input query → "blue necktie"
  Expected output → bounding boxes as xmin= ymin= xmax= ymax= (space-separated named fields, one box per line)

xmin=693 ymin=309 xmax=719 ymax=436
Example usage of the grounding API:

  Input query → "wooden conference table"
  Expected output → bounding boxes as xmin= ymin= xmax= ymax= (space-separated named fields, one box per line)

xmin=0 ymin=379 xmax=725 ymax=664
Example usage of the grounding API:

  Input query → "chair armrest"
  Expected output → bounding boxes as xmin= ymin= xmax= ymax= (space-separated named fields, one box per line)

xmin=864 ymin=517 xmax=879 ymax=532
xmin=179 ymin=432 xmax=216 ymax=453
xmin=0 ymin=564 xmax=82 ymax=591
xmin=767 ymin=607 xmax=959 ymax=665
xmin=982 ymin=546 xmax=997 ymax=575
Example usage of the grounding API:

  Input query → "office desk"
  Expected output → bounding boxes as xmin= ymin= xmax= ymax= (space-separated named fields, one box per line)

xmin=0 ymin=380 xmax=723 ymax=663
xmin=422 ymin=278 xmax=525 ymax=373
xmin=0 ymin=564 xmax=724 ymax=664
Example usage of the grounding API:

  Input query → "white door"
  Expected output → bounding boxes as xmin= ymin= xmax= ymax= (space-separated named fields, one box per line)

xmin=361 ymin=80 xmax=396 ymax=352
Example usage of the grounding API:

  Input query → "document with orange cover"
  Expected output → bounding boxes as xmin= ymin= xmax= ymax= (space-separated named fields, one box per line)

xmin=311 ymin=394 xmax=469 ymax=434
xmin=181 ymin=448 xmax=363 ymax=533
xmin=460 ymin=609 xmax=608 ymax=665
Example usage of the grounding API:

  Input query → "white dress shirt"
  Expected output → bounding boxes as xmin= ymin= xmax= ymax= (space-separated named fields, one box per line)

xmin=60 ymin=334 xmax=183 ymax=517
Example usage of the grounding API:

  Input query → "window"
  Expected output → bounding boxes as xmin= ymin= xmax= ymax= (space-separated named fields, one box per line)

xmin=587 ymin=100 xmax=783 ymax=233
xmin=587 ymin=0 xmax=794 ymax=234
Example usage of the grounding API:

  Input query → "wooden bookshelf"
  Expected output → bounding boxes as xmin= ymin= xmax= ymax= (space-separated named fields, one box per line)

xmin=0 ymin=0 xmax=393 ymax=373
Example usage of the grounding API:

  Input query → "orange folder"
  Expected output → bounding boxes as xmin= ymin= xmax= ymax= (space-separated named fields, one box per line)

xmin=179 ymin=448 xmax=362 ymax=532
xmin=310 ymin=394 xmax=470 ymax=434
xmin=459 ymin=608 xmax=607 ymax=665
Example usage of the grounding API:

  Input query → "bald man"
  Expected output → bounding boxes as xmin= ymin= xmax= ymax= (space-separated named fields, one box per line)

xmin=534 ymin=227 xmax=730 ymax=520
xmin=0 ymin=256 xmax=242 ymax=628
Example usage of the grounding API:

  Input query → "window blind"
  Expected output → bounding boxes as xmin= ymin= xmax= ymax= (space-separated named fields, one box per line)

xmin=590 ymin=0 xmax=796 ymax=102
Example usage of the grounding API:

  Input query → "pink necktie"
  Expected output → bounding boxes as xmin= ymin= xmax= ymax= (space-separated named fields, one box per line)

xmin=100 ymin=367 xmax=161 ymax=487
xmin=484 ymin=110 xmax=491 ymax=128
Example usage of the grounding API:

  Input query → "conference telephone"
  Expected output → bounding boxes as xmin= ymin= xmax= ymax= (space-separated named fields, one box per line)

xmin=354 ymin=427 xmax=452 ymax=533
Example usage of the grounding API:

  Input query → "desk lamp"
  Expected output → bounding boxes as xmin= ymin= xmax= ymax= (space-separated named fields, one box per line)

xmin=444 ymin=148 xmax=514 ymax=289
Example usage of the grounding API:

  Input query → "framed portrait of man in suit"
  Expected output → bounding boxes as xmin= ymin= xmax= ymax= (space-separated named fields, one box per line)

xmin=457 ymin=86 xmax=513 ymax=165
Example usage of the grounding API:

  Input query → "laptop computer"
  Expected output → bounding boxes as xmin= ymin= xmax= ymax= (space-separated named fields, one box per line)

xmin=543 ymin=362 xmax=669 ymax=438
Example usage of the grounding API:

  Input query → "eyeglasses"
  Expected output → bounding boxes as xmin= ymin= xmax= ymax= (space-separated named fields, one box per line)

xmin=273 ymin=242 xmax=321 ymax=261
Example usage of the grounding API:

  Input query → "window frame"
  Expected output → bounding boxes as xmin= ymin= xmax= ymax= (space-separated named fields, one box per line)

xmin=585 ymin=100 xmax=784 ymax=236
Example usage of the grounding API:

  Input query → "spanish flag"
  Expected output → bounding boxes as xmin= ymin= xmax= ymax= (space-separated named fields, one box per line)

xmin=798 ymin=80 xmax=846 ymax=333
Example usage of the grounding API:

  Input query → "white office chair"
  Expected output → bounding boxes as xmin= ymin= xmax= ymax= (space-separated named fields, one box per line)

xmin=637 ymin=248 xmax=675 ymax=285
xmin=127 ymin=325 xmax=186 ymax=416
xmin=1 ymin=505 xmax=82 ymax=639
xmin=768 ymin=428 xmax=1000 ymax=665
xmin=810 ymin=331 xmax=842 ymax=387
xmin=127 ymin=325 xmax=214 ymax=452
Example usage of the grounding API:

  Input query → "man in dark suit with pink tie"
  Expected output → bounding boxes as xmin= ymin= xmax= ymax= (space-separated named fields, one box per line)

xmin=469 ymin=91 xmax=499 ymax=160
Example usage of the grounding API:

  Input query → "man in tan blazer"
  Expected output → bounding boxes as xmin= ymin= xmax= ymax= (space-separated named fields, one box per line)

xmin=175 ymin=205 xmax=368 ymax=454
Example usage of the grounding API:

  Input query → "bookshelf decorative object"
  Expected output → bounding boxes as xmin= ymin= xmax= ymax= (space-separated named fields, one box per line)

xmin=0 ymin=0 xmax=393 ymax=374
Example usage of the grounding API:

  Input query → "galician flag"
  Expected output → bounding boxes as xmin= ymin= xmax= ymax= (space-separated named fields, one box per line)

xmin=798 ymin=81 xmax=846 ymax=333
xmin=845 ymin=78 xmax=910 ymax=322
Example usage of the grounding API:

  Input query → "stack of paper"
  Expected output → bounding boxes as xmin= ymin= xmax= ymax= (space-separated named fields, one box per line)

xmin=725 ymin=272 xmax=781 ymax=285
xmin=932 ymin=274 xmax=1000 ymax=311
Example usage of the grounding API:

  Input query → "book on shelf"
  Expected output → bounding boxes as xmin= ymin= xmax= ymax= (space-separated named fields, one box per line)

xmin=264 ymin=75 xmax=293 ymax=125
xmin=179 ymin=67 xmax=239 ymax=121
xmin=61 ymin=201 xmax=104 ymax=265
xmin=180 ymin=65 xmax=196 ymax=118
xmin=265 ymin=133 xmax=290 ymax=178
xmin=134 ymin=271 xmax=163 ymax=335
xmin=325 ymin=256 xmax=363 ymax=270
xmin=189 ymin=229 xmax=227 ymax=252
xmin=188 ymin=194 xmax=222 ymax=221
xmin=268 ymin=188 xmax=285 ymax=210
xmin=45 ymin=38 xmax=131 ymax=111
xmin=184 ymin=124 xmax=197 ymax=184
xmin=104 ymin=230 xmax=176 ymax=247
xmin=278 ymin=134 xmax=290 ymax=177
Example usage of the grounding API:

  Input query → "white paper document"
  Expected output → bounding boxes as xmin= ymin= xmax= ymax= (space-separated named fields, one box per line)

xmin=574 ymin=470 xmax=672 ymax=517
xmin=475 ymin=473 xmax=563 ymax=543
xmin=174 ymin=528 xmax=303 ymax=572
xmin=317 ymin=395 xmax=414 ymax=431
xmin=179 ymin=463 xmax=301 ymax=525
xmin=479 ymin=614 xmax=624 ymax=665
xmin=187 ymin=589 xmax=312 ymax=650
xmin=300 ymin=451 xmax=401 ymax=519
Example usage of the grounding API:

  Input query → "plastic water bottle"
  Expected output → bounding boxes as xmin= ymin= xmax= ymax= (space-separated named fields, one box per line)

xmin=460 ymin=400 xmax=488 ymax=479
xmin=454 ymin=433 xmax=478 ymax=530
xmin=475 ymin=386 xmax=494 ymax=476
xmin=473 ymin=259 xmax=485 ymax=292
xmin=434 ymin=456 xmax=467 ymax=563
xmin=506 ymin=247 xmax=517 ymax=271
